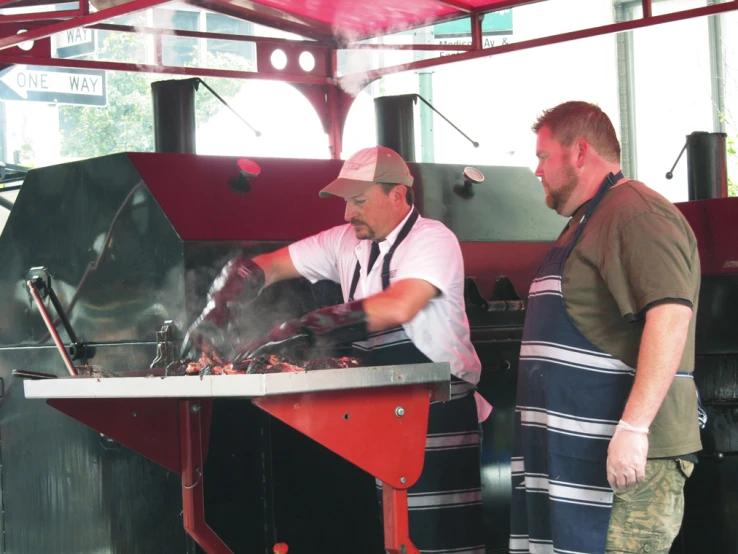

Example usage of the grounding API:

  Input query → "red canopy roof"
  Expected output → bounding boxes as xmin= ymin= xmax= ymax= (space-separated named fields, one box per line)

xmin=0 ymin=0 xmax=539 ymax=43
xmin=227 ymin=0 xmax=531 ymax=41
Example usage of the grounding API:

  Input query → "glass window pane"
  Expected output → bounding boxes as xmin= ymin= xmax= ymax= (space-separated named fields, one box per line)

xmin=154 ymin=9 xmax=199 ymax=67
xmin=206 ymin=13 xmax=255 ymax=64
xmin=630 ymin=4 xmax=712 ymax=202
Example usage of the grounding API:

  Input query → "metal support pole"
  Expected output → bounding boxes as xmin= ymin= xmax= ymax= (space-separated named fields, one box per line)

xmin=470 ymin=13 xmax=483 ymax=50
xmin=327 ymin=49 xmax=342 ymax=160
xmin=180 ymin=399 xmax=233 ymax=554
xmin=418 ymin=73 xmax=435 ymax=162
xmin=414 ymin=26 xmax=435 ymax=162
xmin=615 ymin=4 xmax=638 ymax=179
xmin=707 ymin=0 xmax=726 ymax=133
xmin=383 ymin=485 xmax=420 ymax=554
xmin=26 ymin=280 xmax=78 ymax=376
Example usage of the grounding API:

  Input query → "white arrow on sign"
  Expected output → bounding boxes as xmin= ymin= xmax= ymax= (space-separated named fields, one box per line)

xmin=0 ymin=65 xmax=103 ymax=100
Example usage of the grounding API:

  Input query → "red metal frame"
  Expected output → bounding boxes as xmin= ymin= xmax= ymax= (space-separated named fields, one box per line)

xmin=91 ymin=22 xmax=321 ymax=48
xmin=344 ymin=43 xmax=473 ymax=51
xmin=435 ymin=0 xmax=473 ymax=14
xmin=0 ymin=0 xmax=171 ymax=50
xmin=0 ymin=9 xmax=84 ymax=22
xmin=44 ymin=383 xmax=433 ymax=554
xmin=677 ymin=197 xmax=738 ymax=276
xmin=253 ymin=385 xmax=430 ymax=488
xmin=0 ymin=21 xmax=51 ymax=58
xmin=180 ymin=399 xmax=232 ymax=553
xmin=26 ymin=280 xmax=78 ymax=376
xmin=383 ymin=485 xmax=418 ymax=554
xmin=1 ymin=0 xmax=736 ymax=159
xmin=0 ymin=53 xmax=333 ymax=84
xmin=339 ymin=0 xmax=738 ymax=86
xmin=642 ymin=0 xmax=652 ymax=19
xmin=187 ymin=0 xmax=335 ymax=44
xmin=256 ymin=40 xmax=331 ymax=79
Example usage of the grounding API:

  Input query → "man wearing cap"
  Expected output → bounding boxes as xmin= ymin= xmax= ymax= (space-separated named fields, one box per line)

xmin=184 ymin=145 xmax=487 ymax=553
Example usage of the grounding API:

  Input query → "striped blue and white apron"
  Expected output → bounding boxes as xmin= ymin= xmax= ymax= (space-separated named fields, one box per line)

xmin=349 ymin=208 xmax=486 ymax=554
xmin=510 ymin=172 xmax=632 ymax=554
xmin=509 ymin=172 xmax=704 ymax=554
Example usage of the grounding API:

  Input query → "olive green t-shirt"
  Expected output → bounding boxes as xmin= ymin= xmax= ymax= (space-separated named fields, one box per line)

xmin=559 ymin=180 xmax=702 ymax=458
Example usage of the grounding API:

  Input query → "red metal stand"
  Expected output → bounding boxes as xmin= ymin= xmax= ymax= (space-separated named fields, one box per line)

xmin=180 ymin=400 xmax=232 ymax=553
xmin=382 ymin=485 xmax=419 ymax=554
xmin=46 ymin=383 xmax=432 ymax=554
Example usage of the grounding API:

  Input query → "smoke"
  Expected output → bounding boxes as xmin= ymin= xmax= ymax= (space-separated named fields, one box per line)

xmin=182 ymin=243 xmax=316 ymax=361
xmin=331 ymin=2 xmax=445 ymax=97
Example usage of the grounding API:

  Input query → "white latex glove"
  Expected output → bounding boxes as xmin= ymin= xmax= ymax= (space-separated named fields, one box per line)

xmin=606 ymin=420 xmax=649 ymax=493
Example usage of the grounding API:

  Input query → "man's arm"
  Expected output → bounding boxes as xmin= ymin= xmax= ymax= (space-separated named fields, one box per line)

xmin=621 ymin=302 xmax=693 ymax=428
xmin=254 ymin=247 xmax=301 ymax=287
xmin=235 ymin=278 xmax=440 ymax=360
xmin=363 ymin=278 xmax=439 ymax=333
xmin=606 ymin=302 xmax=692 ymax=491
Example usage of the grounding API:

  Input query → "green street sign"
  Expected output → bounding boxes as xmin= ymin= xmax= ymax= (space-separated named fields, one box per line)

xmin=434 ymin=9 xmax=513 ymax=37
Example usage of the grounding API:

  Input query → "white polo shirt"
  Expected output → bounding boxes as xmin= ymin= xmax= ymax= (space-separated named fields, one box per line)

xmin=288 ymin=209 xmax=482 ymax=386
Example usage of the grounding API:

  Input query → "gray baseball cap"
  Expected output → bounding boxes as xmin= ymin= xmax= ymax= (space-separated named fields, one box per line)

xmin=319 ymin=145 xmax=414 ymax=198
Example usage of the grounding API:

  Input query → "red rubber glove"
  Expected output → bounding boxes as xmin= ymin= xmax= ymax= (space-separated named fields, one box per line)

xmin=181 ymin=257 xmax=264 ymax=356
xmin=234 ymin=300 xmax=368 ymax=361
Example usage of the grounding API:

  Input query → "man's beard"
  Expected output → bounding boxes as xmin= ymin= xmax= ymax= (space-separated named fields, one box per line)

xmin=351 ymin=219 xmax=375 ymax=240
xmin=545 ymin=162 xmax=579 ymax=215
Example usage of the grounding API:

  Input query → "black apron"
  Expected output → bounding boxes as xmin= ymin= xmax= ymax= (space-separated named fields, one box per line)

xmin=350 ymin=208 xmax=486 ymax=553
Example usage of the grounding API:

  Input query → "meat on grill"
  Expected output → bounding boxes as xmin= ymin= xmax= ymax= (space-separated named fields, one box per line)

xmin=165 ymin=352 xmax=360 ymax=377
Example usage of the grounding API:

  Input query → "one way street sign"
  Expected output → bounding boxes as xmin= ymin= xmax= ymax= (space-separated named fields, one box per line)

xmin=0 ymin=65 xmax=107 ymax=106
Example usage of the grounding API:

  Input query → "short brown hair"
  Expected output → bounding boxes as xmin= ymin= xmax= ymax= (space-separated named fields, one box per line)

xmin=532 ymin=101 xmax=621 ymax=163
xmin=381 ymin=183 xmax=414 ymax=206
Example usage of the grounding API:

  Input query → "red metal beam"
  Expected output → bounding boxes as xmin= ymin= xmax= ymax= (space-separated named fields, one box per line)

xmin=470 ymin=12 xmax=483 ymax=50
xmin=188 ymin=0 xmax=334 ymax=44
xmin=433 ymin=0 xmax=473 ymax=13
xmin=0 ymin=0 xmax=171 ymax=50
xmin=340 ymin=0 xmax=738 ymax=87
xmin=0 ymin=53 xmax=333 ymax=84
xmin=180 ymin=400 xmax=233 ymax=554
xmin=473 ymin=0 xmax=546 ymax=14
xmin=0 ymin=8 xmax=82 ymax=23
xmin=350 ymin=0 xmax=544 ymax=41
xmin=383 ymin=485 xmax=418 ymax=554
xmin=91 ymin=22 xmax=322 ymax=48
xmin=344 ymin=9 xmax=476 ymax=43
xmin=642 ymin=0 xmax=652 ymax=18
xmin=343 ymin=42 xmax=472 ymax=51
xmin=327 ymin=83 xmax=342 ymax=159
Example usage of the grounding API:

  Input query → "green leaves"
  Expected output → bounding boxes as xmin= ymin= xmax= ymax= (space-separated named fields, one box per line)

xmin=59 ymin=31 xmax=252 ymax=160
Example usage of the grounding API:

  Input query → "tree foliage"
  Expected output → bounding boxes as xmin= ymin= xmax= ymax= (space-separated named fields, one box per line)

xmin=59 ymin=30 xmax=252 ymax=160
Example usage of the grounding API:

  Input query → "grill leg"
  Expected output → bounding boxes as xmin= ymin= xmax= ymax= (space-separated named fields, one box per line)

xmin=180 ymin=399 xmax=234 ymax=554
xmin=382 ymin=484 xmax=419 ymax=554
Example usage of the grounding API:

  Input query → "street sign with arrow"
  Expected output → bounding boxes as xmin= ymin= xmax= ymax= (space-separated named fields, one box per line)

xmin=0 ymin=65 xmax=107 ymax=106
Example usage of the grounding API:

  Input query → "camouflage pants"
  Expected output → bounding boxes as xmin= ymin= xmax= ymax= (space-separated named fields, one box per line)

xmin=605 ymin=458 xmax=694 ymax=553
